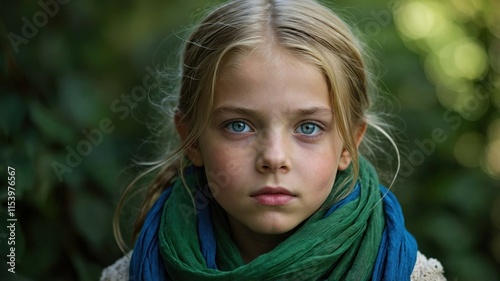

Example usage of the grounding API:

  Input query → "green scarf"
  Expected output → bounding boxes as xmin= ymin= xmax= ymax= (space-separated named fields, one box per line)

xmin=159 ymin=158 xmax=384 ymax=280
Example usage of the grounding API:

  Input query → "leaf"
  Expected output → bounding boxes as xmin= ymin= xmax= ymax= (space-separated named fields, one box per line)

xmin=71 ymin=193 xmax=114 ymax=250
xmin=0 ymin=93 xmax=27 ymax=138
xmin=28 ymin=101 xmax=75 ymax=144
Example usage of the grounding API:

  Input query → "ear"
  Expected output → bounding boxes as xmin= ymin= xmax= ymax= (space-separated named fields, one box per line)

xmin=174 ymin=112 xmax=204 ymax=167
xmin=338 ymin=122 xmax=367 ymax=171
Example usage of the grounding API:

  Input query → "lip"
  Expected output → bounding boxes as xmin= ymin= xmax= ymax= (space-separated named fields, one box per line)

xmin=250 ymin=187 xmax=296 ymax=206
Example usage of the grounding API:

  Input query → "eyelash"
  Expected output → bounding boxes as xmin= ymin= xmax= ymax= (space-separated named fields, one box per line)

xmin=294 ymin=121 xmax=325 ymax=139
xmin=222 ymin=119 xmax=326 ymax=139
xmin=223 ymin=120 xmax=254 ymax=134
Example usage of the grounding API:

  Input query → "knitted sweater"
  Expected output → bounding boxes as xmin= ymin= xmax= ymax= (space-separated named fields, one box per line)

xmin=100 ymin=251 xmax=446 ymax=281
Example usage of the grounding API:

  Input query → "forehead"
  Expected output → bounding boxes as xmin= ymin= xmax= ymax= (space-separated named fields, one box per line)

xmin=214 ymin=48 xmax=331 ymax=111
xmin=219 ymin=47 xmax=320 ymax=80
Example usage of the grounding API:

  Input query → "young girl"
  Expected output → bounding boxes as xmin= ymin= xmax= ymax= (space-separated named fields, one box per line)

xmin=102 ymin=0 xmax=446 ymax=280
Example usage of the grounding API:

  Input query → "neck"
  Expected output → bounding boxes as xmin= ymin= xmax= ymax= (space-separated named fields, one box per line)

xmin=226 ymin=214 xmax=296 ymax=263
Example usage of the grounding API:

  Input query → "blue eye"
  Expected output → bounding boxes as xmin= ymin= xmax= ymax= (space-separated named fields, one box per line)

xmin=296 ymin=122 xmax=321 ymax=135
xmin=226 ymin=121 xmax=252 ymax=133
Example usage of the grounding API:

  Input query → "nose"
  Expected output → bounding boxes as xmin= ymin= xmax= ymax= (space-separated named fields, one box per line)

xmin=255 ymin=130 xmax=291 ymax=174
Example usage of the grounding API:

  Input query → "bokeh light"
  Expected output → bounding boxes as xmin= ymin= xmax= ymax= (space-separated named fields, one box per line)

xmin=483 ymin=120 xmax=500 ymax=179
xmin=398 ymin=2 xmax=441 ymax=40
xmin=454 ymin=131 xmax=484 ymax=168
xmin=453 ymin=39 xmax=488 ymax=80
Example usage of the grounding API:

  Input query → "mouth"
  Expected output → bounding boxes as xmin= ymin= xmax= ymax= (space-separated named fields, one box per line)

xmin=250 ymin=187 xmax=296 ymax=206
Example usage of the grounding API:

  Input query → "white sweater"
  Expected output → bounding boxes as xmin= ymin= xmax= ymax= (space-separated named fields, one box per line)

xmin=100 ymin=251 xmax=446 ymax=280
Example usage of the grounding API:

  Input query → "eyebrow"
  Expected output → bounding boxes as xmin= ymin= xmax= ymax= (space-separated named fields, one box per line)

xmin=212 ymin=105 xmax=333 ymax=118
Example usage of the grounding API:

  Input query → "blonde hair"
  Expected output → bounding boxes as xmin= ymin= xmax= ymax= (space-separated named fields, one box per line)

xmin=114 ymin=0 xmax=396 ymax=252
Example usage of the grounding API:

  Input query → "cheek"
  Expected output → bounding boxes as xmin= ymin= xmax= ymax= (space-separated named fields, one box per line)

xmin=311 ymin=159 xmax=338 ymax=190
xmin=298 ymin=146 xmax=341 ymax=191
xmin=308 ymin=163 xmax=338 ymax=206
xmin=200 ymin=144 xmax=249 ymax=195
xmin=203 ymin=146 xmax=245 ymax=176
xmin=201 ymin=135 xmax=255 ymax=175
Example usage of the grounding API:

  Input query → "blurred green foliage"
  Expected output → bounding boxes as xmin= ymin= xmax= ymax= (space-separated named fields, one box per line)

xmin=1 ymin=0 xmax=499 ymax=280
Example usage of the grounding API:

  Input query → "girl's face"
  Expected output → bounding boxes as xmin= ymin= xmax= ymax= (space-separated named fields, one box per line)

xmin=183 ymin=49 xmax=358 ymax=238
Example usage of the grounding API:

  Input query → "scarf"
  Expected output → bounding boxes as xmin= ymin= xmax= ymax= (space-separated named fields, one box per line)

xmin=130 ymin=157 xmax=417 ymax=280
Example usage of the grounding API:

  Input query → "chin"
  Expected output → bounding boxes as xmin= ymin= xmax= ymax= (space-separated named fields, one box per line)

xmin=250 ymin=221 xmax=301 ymax=236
